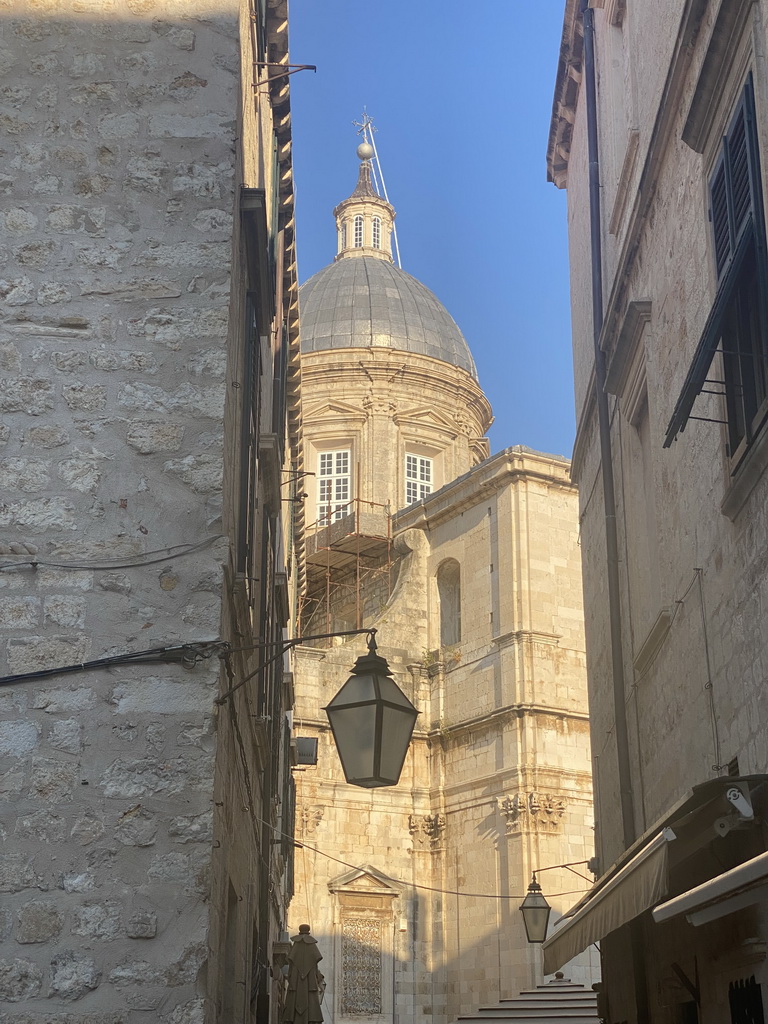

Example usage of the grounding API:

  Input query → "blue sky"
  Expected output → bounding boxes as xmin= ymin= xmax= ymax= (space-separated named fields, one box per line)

xmin=288 ymin=2 xmax=574 ymax=458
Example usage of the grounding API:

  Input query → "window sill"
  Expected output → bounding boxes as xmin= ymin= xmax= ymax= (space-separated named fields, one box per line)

xmin=721 ymin=419 xmax=768 ymax=519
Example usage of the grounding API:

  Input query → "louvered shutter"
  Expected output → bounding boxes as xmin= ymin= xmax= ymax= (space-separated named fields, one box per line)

xmin=710 ymin=157 xmax=730 ymax=276
xmin=710 ymin=76 xmax=762 ymax=283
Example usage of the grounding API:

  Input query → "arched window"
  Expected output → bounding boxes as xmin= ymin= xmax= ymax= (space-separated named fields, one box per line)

xmin=340 ymin=222 xmax=347 ymax=251
xmin=354 ymin=215 xmax=364 ymax=248
xmin=372 ymin=216 xmax=381 ymax=249
xmin=437 ymin=559 xmax=461 ymax=648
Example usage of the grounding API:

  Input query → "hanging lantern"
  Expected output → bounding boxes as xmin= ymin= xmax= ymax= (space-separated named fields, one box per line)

xmin=519 ymin=876 xmax=552 ymax=943
xmin=324 ymin=634 xmax=418 ymax=788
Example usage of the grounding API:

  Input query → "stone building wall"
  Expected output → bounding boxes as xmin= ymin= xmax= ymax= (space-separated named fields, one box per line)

xmin=0 ymin=1 xmax=299 ymax=1021
xmin=549 ymin=1 xmax=768 ymax=1020
xmin=559 ymin=0 xmax=768 ymax=863
xmin=291 ymin=447 xmax=595 ymax=1024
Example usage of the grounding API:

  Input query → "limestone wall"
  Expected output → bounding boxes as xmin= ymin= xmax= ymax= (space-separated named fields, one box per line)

xmin=562 ymin=0 xmax=768 ymax=870
xmin=0 ymin=1 xmax=294 ymax=1020
xmin=290 ymin=447 xmax=595 ymax=1024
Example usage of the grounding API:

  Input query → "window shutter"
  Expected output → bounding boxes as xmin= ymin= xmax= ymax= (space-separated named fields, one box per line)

xmin=711 ymin=76 xmax=762 ymax=283
xmin=710 ymin=158 xmax=731 ymax=277
xmin=727 ymin=102 xmax=751 ymax=241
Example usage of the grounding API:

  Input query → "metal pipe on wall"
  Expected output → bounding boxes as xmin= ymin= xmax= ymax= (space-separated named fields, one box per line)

xmin=580 ymin=2 xmax=648 ymax=1020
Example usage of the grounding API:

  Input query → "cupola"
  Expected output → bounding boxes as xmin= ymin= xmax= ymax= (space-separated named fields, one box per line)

xmin=333 ymin=142 xmax=396 ymax=261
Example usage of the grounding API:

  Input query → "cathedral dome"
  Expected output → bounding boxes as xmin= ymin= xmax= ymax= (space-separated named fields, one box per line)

xmin=299 ymin=257 xmax=478 ymax=380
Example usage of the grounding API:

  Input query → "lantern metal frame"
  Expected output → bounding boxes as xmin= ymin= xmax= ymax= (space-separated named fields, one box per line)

xmin=519 ymin=875 xmax=552 ymax=944
xmin=216 ymin=627 xmax=418 ymax=789
xmin=519 ymin=860 xmax=594 ymax=945
xmin=323 ymin=632 xmax=418 ymax=789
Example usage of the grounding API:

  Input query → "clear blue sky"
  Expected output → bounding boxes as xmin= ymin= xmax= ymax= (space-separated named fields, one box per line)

xmin=288 ymin=2 xmax=575 ymax=458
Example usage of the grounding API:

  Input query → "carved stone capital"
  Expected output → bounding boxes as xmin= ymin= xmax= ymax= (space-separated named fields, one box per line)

xmin=299 ymin=805 xmax=324 ymax=835
xmin=408 ymin=812 xmax=446 ymax=844
xmin=362 ymin=392 xmax=397 ymax=416
xmin=499 ymin=791 xmax=566 ymax=834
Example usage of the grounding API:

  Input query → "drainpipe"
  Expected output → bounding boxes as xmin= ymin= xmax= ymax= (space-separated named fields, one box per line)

xmin=581 ymin=2 xmax=648 ymax=1020
xmin=581 ymin=0 xmax=635 ymax=858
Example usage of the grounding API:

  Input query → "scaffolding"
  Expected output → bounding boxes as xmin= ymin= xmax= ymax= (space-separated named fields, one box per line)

xmin=298 ymin=496 xmax=397 ymax=639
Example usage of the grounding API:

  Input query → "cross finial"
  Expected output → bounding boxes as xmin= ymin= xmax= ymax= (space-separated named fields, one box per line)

xmin=353 ymin=110 xmax=377 ymax=144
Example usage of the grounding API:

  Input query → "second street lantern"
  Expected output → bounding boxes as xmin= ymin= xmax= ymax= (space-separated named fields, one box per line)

xmin=324 ymin=633 xmax=418 ymax=788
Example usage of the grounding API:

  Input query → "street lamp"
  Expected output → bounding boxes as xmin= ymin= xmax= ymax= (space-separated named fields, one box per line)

xmin=519 ymin=860 xmax=593 ymax=944
xmin=519 ymin=876 xmax=552 ymax=943
xmin=324 ymin=632 xmax=418 ymax=788
xmin=214 ymin=626 xmax=417 ymax=789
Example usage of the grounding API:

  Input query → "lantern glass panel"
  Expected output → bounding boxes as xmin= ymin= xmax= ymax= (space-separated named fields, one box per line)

xmin=329 ymin=675 xmax=377 ymax=705
xmin=519 ymin=889 xmax=551 ymax=944
xmin=377 ymin=677 xmax=414 ymax=707
xmin=380 ymin=705 xmax=416 ymax=781
xmin=329 ymin=705 xmax=375 ymax=780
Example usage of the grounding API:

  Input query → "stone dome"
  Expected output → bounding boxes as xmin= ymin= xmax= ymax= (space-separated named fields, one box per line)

xmin=299 ymin=257 xmax=478 ymax=380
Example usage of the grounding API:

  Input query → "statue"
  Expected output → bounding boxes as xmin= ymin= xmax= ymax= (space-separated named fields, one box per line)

xmin=282 ymin=924 xmax=325 ymax=1024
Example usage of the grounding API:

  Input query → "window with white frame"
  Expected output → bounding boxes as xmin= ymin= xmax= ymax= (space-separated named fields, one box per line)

xmin=318 ymin=450 xmax=351 ymax=524
xmin=372 ymin=217 xmax=381 ymax=249
xmin=354 ymin=215 xmax=364 ymax=248
xmin=405 ymin=454 xmax=432 ymax=505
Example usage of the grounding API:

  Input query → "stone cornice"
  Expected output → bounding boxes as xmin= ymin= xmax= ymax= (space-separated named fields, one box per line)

xmin=300 ymin=348 xmax=493 ymax=435
xmin=492 ymin=629 xmax=562 ymax=649
xmin=546 ymin=0 xmax=583 ymax=189
xmin=428 ymin=701 xmax=591 ymax=741
xmin=394 ymin=445 xmax=575 ymax=531
xmin=266 ymin=0 xmax=304 ymax=587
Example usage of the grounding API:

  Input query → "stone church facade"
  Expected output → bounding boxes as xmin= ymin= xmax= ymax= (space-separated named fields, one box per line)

xmin=290 ymin=149 xmax=597 ymax=1024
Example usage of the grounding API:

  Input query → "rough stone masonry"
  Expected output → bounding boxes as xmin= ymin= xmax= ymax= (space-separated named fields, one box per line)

xmin=0 ymin=1 xmax=239 ymax=1019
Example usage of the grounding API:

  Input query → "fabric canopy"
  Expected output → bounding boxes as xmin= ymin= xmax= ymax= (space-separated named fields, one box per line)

xmin=542 ymin=829 xmax=676 ymax=975
xmin=653 ymin=849 xmax=768 ymax=927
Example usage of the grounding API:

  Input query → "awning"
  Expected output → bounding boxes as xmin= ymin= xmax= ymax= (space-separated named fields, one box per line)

xmin=653 ymin=850 xmax=768 ymax=927
xmin=542 ymin=829 xmax=676 ymax=975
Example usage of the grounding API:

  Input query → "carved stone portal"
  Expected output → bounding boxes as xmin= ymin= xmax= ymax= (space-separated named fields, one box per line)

xmin=500 ymin=792 xmax=566 ymax=834
xmin=340 ymin=916 xmax=382 ymax=1015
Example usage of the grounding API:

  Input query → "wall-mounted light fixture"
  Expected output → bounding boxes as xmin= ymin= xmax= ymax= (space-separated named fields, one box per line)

xmin=520 ymin=861 xmax=594 ymax=944
xmin=324 ymin=632 xmax=418 ymax=788
xmin=218 ymin=627 xmax=418 ymax=789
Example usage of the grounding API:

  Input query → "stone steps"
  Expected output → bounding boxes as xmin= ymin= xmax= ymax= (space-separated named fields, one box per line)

xmin=452 ymin=978 xmax=598 ymax=1024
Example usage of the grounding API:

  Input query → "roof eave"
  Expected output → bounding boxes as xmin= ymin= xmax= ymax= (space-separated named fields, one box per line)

xmin=546 ymin=0 xmax=584 ymax=190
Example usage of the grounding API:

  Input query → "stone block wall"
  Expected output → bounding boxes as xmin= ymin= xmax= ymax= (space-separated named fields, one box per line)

xmin=290 ymin=447 xmax=595 ymax=1024
xmin=0 ymin=1 xmax=241 ymax=1019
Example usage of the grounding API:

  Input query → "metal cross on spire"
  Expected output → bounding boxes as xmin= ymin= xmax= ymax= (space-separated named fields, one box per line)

xmin=353 ymin=110 xmax=377 ymax=142
xmin=351 ymin=110 xmax=401 ymax=268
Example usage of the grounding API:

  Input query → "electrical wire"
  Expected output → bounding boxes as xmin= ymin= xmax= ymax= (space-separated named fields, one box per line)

xmin=260 ymin=814 xmax=590 ymax=902
xmin=0 ymin=640 xmax=228 ymax=688
xmin=216 ymin=644 xmax=290 ymax=705
xmin=0 ymin=535 xmax=224 ymax=573
xmin=696 ymin=567 xmax=722 ymax=773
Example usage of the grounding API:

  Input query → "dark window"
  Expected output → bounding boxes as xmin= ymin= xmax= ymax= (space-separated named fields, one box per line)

xmin=664 ymin=75 xmax=768 ymax=461
xmin=710 ymin=78 xmax=768 ymax=463
xmin=729 ymin=975 xmax=765 ymax=1024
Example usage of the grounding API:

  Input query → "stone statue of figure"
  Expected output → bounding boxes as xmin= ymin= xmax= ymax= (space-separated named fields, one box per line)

xmin=282 ymin=924 xmax=325 ymax=1024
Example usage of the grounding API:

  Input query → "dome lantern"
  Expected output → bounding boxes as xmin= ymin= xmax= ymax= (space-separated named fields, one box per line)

xmin=333 ymin=144 xmax=395 ymax=262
